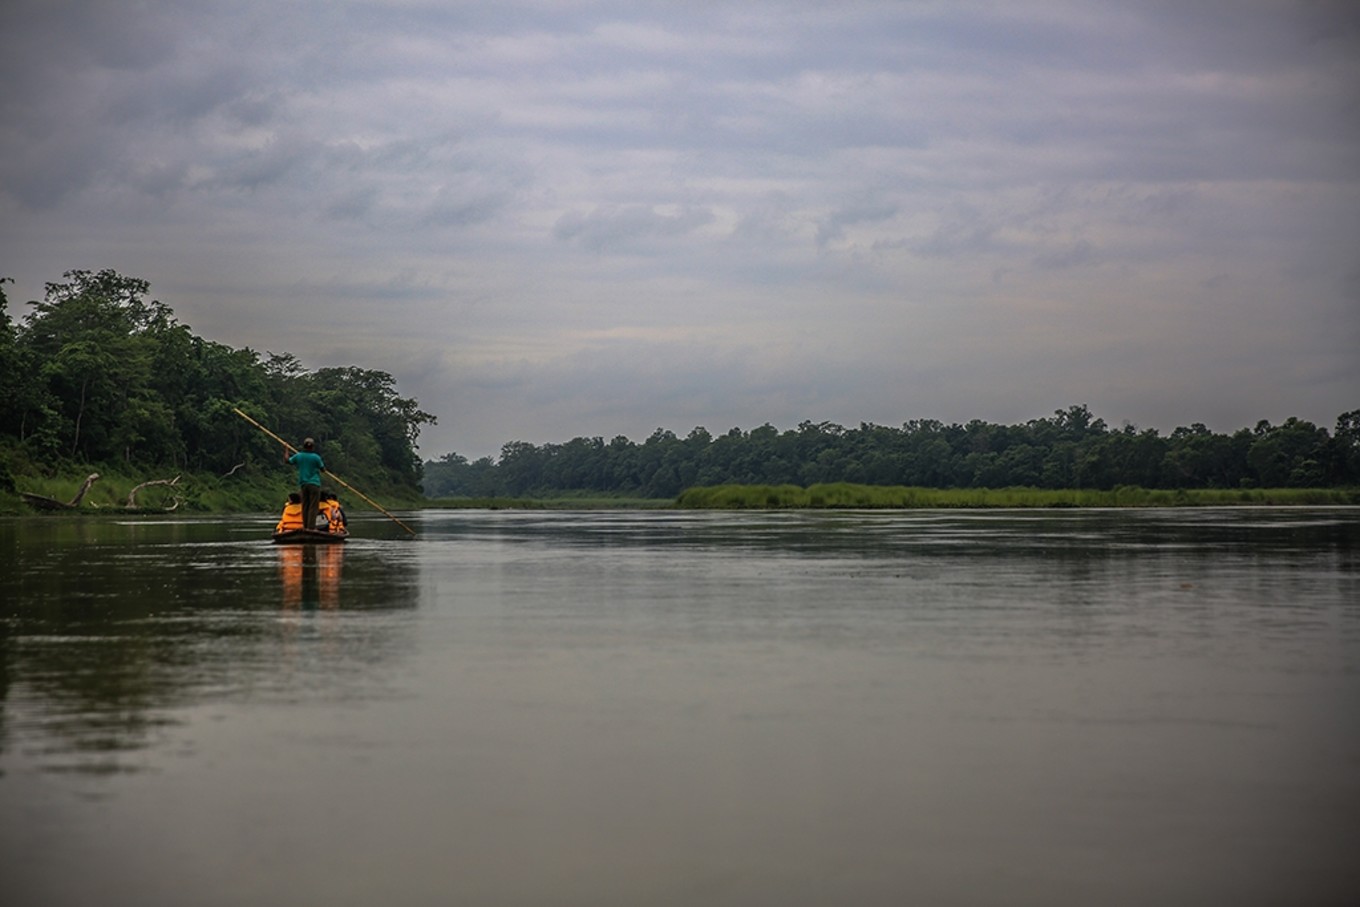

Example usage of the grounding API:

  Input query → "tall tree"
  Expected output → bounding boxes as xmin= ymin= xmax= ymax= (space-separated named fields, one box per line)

xmin=3 ymin=269 xmax=432 ymax=491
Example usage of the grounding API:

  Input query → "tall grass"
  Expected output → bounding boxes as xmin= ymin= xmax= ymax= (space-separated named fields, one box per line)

xmin=2 ymin=464 xmax=427 ymax=515
xmin=675 ymin=483 xmax=1360 ymax=509
xmin=3 ymin=467 xmax=281 ymax=514
xmin=9 ymin=472 xmax=1352 ymax=515
xmin=424 ymin=495 xmax=668 ymax=510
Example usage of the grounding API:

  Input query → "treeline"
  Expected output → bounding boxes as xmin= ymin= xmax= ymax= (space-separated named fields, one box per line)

xmin=0 ymin=270 xmax=433 ymax=497
xmin=423 ymin=405 xmax=1360 ymax=499
xmin=675 ymin=484 xmax=1357 ymax=510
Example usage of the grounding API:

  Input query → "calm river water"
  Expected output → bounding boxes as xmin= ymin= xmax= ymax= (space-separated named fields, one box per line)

xmin=1 ymin=508 xmax=1358 ymax=906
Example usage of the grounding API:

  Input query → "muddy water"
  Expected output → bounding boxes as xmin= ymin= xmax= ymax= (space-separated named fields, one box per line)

xmin=2 ymin=508 xmax=1357 ymax=906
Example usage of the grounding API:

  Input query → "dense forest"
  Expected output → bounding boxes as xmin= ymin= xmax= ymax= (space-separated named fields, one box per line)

xmin=423 ymin=405 xmax=1360 ymax=499
xmin=0 ymin=270 xmax=434 ymax=504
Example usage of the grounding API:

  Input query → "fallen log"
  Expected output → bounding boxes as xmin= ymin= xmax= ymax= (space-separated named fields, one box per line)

xmin=126 ymin=475 xmax=181 ymax=508
xmin=20 ymin=473 xmax=101 ymax=510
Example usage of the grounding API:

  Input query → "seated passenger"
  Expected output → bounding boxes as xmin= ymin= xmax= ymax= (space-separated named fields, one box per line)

xmin=319 ymin=490 xmax=347 ymax=533
xmin=275 ymin=492 xmax=305 ymax=533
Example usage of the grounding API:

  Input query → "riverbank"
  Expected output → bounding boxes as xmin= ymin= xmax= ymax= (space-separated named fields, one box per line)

xmin=424 ymin=494 xmax=667 ymax=510
xmin=0 ymin=465 xmax=425 ymax=516
xmin=7 ymin=470 xmax=1357 ymax=516
xmin=675 ymin=482 xmax=1360 ymax=509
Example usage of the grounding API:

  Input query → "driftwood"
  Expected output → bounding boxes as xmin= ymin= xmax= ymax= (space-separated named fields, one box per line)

xmin=126 ymin=475 xmax=181 ymax=508
xmin=20 ymin=472 xmax=183 ymax=512
xmin=20 ymin=473 xmax=101 ymax=510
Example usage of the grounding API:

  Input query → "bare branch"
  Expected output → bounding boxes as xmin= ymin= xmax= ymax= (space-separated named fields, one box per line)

xmin=126 ymin=475 xmax=181 ymax=508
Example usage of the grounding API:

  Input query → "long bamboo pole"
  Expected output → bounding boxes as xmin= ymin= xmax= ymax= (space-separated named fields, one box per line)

xmin=233 ymin=407 xmax=417 ymax=536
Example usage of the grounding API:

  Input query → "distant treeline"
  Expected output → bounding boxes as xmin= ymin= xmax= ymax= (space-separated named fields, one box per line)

xmin=0 ymin=270 xmax=434 ymax=497
xmin=675 ymin=483 xmax=1359 ymax=510
xmin=423 ymin=405 xmax=1360 ymax=499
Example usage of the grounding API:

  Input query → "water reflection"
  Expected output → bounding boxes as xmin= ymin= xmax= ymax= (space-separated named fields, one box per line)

xmin=0 ymin=516 xmax=417 ymax=773
xmin=1 ymin=509 xmax=1357 ymax=906
xmin=278 ymin=544 xmax=345 ymax=610
xmin=411 ymin=506 xmax=1360 ymax=561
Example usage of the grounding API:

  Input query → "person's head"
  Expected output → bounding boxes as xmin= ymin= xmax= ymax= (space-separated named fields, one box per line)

xmin=288 ymin=492 xmax=301 ymax=504
xmin=302 ymin=438 xmax=315 ymax=450
xmin=321 ymin=490 xmax=335 ymax=501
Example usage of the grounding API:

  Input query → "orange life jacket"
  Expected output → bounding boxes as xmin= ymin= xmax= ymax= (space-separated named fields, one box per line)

xmin=275 ymin=501 xmax=305 ymax=533
xmin=323 ymin=500 xmax=346 ymax=533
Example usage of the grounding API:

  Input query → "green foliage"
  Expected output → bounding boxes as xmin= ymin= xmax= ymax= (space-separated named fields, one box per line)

xmin=424 ymin=493 xmax=663 ymax=510
xmin=426 ymin=403 xmax=1360 ymax=499
xmin=1 ymin=269 xmax=434 ymax=502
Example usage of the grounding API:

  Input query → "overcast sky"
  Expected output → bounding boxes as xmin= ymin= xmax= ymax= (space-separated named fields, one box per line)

xmin=2 ymin=1 xmax=1357 ymax=458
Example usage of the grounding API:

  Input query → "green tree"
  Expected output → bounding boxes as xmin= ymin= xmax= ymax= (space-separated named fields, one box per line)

xmin=5 ymin=268 xmax=432 ymax=491
xmin=1247 ymin=418 xmax=1331 ymax=487
xmin=20 ymin=271 xmax=172 ymax=462
xmin=1335 ymin=411 xmax=1360 ymax=484
xmin=0 ymin=277 xmax=23 ymax=441
xmin=306 ymin=366 xmax=434 ymax=484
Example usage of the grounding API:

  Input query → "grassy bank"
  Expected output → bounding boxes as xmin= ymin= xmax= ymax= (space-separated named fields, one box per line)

xmin=424 ymin=495 xmax=670 ymax=510
xmin=11 ymin=471 xmax=1354 ymax=516
xmin=1 ymin=464 xmax=425 ymax=516
xmin=675 ymin=482 xmax=1360 ymax=509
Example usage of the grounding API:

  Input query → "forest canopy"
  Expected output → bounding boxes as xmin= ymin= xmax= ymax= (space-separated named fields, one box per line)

xmin=0 ymin=270 xmax=434 ymax=496
xmin=423 ymin=405 xmax=1360 ymax=499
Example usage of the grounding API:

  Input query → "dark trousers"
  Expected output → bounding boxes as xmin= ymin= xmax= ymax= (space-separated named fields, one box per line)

xmin=300 ymin=484 xmax=321 ymax=530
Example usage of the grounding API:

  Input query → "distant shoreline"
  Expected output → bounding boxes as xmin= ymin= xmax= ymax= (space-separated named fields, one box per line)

xmin=672 ymin=483 xmax=1360 ymax=509
xmin=6 ymin=479 xmax=1357 ymax=517
xmin=422 ymin=484 xmax=1359 ymax=510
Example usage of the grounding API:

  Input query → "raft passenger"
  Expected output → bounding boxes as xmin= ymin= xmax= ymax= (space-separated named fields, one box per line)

xmin=275 ymin=492 xmax=305 ymax=533
xmin=319 ymin=490 xmax=346 ymax=534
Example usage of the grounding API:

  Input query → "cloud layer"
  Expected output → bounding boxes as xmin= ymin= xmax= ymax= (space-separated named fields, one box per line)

xmin=3 ymin=0 xmax=1357 ymax=457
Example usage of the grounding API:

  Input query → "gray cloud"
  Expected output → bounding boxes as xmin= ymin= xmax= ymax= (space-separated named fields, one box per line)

xmin=1 ymin=0 xmax=1356 ymax=459
xmin=554 ymin=205 xmax=715 ymax=251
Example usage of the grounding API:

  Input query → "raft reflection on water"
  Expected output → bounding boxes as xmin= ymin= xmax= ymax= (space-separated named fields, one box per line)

xmin=279 ymin=543 xmax=345 ymax=610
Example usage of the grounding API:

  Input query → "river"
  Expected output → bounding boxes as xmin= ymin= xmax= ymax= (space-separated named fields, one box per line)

xmin=2 ymin=508 xmax=1357 ymax=906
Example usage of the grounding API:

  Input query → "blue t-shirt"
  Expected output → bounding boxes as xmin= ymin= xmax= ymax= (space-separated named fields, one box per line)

xmin=289 ymin=450 xmax=325 ymax=487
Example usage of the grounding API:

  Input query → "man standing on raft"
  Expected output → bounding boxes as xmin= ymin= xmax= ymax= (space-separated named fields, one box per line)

xmin=286 ymin=438 xmax=325 ymax=531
